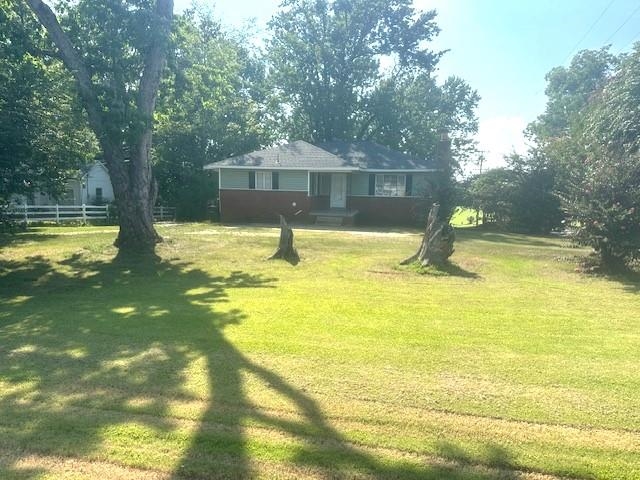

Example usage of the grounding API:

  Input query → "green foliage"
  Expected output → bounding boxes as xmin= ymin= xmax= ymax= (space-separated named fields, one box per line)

xmin=567 ymin=46 xmax=640 ymax=268
xmin=0 ymin=1 xmax=96 ymax=208
xmin=569 ymin=155 xmax=640 ymax=269
xmin=154 ymin=8 xmax=271 ymax=219
xmin=467 ymin=158 xmax=563 ymax=234
xmin=530 ymin=44 xmax=640 ymax=268
xmin=468 ymin=168 xmax=518 ymax=227
xmin=366 ymin=74 xmax=480 ymax=170
xmin=527 ymin=47 xmax=618 ymax=195
xmin=267 ymin=0 xmax=442 ymax=141
xmin=266 ymin=0 xmax=477 ymax=163
xmin=530 ymin=48 xmax=617 ymax=140
xmin=56 ymin=0 xmax=163 ymax=146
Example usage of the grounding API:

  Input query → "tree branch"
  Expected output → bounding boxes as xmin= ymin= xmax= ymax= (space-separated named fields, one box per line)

xmin=138 ymin=0 xmax=174 ymax=120
xmin=133 ymin=0 xmax=173 ymax=181
xmin=23 ymin=0 xmax=106 ymax=142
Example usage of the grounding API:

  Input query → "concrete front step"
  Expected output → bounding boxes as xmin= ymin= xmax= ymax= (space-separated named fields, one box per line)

xmin=315 ymin=215 xmax=344 ymax=226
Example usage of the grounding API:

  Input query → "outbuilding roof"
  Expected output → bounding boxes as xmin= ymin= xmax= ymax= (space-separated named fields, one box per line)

xmin=203 ymin=139 xmax=436 ymax=171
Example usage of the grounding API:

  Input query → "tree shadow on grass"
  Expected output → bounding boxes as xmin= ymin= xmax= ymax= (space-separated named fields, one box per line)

xmin=455 ymin=231 xmax=563 ymax=248
xmin=0 ymin=253 xmax=275 ymax=478
xmin=1 ymin=251 xmax=534 ymax=479
xmin=429 ymin=261 xmax=481 ymax=279
xmin=600 ymin=269 xmax=640 ymax=295
xmin=574 ymin=255 xmax=640 ymax=295
xmin=400 ymin=260 xmax=481 ymax=279
xmin=436 ymin=442 xmax=548 ymax=480
xmin=0 ymin=231 xmax=59 ymax=249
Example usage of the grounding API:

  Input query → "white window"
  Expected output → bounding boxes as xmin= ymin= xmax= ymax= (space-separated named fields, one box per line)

xmin=375 ymin=174 xmax=406 ymax=197
xmin=255 ymin=171 xmax=272 ymax=190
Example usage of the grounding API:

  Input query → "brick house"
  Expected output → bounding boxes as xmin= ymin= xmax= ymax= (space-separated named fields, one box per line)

xmin=204 ymin=140 xmax=439 ymax=226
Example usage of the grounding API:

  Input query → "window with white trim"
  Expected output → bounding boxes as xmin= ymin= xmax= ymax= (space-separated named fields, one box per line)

xmin=375 ymin=174 xmax=406 ymax=197
xmin=255 ymin=171 xmax=272 ymax=190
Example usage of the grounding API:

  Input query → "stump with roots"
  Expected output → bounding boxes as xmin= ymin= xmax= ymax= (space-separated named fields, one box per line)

xmin=401 ymin=203 xmax=455 ymax=267
xmin=268 ymin=215 xmax=300 ymax=265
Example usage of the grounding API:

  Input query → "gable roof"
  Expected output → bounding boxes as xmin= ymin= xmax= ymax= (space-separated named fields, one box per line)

xmin=316 ymin=140 xmax=434 ymax=170
xmin=204 ymin=141 xmax=350 ymax=170
xmin=203 ymin=139 xmax=436 ymax=171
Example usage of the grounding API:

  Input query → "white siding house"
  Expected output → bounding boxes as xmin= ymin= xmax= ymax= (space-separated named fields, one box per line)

xmin=12 ymin=161 xmax=115 ymax=206
xmin=79 ymin=161 xmax=114 ymax=205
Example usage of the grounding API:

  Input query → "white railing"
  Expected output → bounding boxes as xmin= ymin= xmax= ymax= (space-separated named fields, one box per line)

xmin=153 ymin=206 xmax=176 ymax=222
xmin=7 ymin=204 xmax=175 ymax=224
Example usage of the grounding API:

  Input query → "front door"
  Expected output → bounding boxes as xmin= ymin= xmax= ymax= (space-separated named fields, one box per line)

xmin=330 ymin=173 xmax=347 ymax=209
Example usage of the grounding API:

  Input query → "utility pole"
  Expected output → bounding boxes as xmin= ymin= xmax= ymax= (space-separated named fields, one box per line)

xmin=475 ymin=152 xmax=485 ymax=227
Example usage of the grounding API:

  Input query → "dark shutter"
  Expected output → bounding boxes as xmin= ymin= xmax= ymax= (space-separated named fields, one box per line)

xmin=368 ymin=174 xmax=376 ymax=196
xmin=272 ymin=171 xmax=279 ymax=190
xmin=249 ymin=171 xmax=255 ymax=189
xmin=405 ymin=174 xmax=413 ymax=197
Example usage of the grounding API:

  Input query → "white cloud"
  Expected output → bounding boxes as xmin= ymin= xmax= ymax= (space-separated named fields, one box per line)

xmin=475 ymin=116 xmax=530 ymax=172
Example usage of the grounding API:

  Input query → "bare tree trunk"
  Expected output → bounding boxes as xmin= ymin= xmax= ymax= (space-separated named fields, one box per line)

xmin=401 ymin=203 xmax=455 ymax=267
xmin=268 ymin=215 xmax=300 ymax=265
xmin=25 ymin=0 xmax=173 ymax=255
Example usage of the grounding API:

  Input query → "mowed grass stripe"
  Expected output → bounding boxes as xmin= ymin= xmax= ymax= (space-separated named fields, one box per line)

xmin=1 ymin=224 xmax=639 ymax=479
xmin=0 ymin=388 xmax=637 ymax=479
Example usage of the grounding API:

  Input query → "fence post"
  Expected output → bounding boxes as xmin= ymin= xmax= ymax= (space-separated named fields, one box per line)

xmin=24 ymin=202 xmax=28 ymax=225
xmin=160 ymin=205 xmax=164 ymax=221
xmin=82 ymin=204 xmax=87 ymax=223
xmin=55 ymin=204 xmax=60 ymax=224
xmin=105 ymin=204 xmax=109 ymax=220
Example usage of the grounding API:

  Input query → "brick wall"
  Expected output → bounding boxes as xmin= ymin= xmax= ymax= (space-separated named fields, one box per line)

xmin=220 ymin=190 xmax=424 ymax=226
xmin=219 ymin=190 xmax=313 ymax=223
xmin=348 ymin=196 xmax=422 ymax=226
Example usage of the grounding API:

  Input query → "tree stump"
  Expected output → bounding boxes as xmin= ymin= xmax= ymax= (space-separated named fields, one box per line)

xmin=401 ymin=203 xmax=455 ymax=267
xmin=268 ymin=215 xmax=300 ymax=265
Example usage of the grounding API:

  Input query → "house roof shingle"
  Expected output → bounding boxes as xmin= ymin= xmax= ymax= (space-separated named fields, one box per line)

xmin=203 ymin=139 xmax=436 ymax=171
xmin=316 ymin=140 xmax=435 ymax=170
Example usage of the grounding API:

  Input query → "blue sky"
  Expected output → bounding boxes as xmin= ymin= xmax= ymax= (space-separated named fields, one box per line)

xmin=175 ymin=0 xmax=640 ymax=170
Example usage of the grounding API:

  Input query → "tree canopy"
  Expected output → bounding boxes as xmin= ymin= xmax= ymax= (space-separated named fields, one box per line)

xmin=267 ymin=0 xmax=442 ymax=142
xmin=154 ymin=7 xmax=271 ymax=219
xmin=5 ymin=0 xmax=481 ymax=234
xmin=266 ymin=0 xmax=479 ymax=171
xmin=527 ymin=45 xmax=640 ymax=269
xmin=0 ymin=1 xmax=96 ymax=210
xmin=24 ymin=0 xmax=174 ymax=253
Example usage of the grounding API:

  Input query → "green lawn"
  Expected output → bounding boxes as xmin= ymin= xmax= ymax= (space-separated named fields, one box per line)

xmin=0 ymin=224 xmax=639 ymax=479
xmin=450 ymin=207 xmax=480 ymax=227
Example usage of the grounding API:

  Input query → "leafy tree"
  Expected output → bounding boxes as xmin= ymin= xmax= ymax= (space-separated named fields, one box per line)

xmin=0 ymin=1 xmax=95 ymax=211
xmin=527 ymin=47 xmax=618 ymax=193
xmin=267 ymin=0 xmax=442 ymax=142
xmin=365 ymin=73 xmax=479 ymax=170
xmin=468 ymin=168 xmax=519 ymax=227
xmin=466 ymin=155 xmax=563 ymax=234
xmin=505 ymin=153 xmax=563 ymax=234
xmin=528 ymin=44 xmax=640 ymax=269
xmin=154 ymin=7 xmax=271 ymax=220
xmin=267 ymin=0 xmax=479 ymax=188
xmin=24 ymin=0 xmax=174 ymax=254
xmin=565 ymin=46 xmax=640 ymax=269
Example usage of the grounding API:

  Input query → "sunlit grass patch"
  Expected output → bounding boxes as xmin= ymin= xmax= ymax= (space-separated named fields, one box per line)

xmin=0 ymin=223 xmax=638 ymax=479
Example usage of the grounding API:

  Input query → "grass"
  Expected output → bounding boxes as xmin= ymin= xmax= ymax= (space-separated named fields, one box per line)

xmin=0 ymin=223 xmax=639 ymax=479
xmin=450 ymin=207 xmax=481 ymax=227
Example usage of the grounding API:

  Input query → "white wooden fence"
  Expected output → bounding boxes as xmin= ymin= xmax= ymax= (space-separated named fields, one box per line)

xmin=7 ymin=204 xmax=175 ymax=224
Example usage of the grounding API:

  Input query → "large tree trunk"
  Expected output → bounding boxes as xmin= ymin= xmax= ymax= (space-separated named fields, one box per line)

xmin=109 ymin=148 xmax=161 ymax=252
xmin=401 ymin=203 xmax=455 ymax=267
xmin=25 ymin=0 xmax=173 ymax=255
